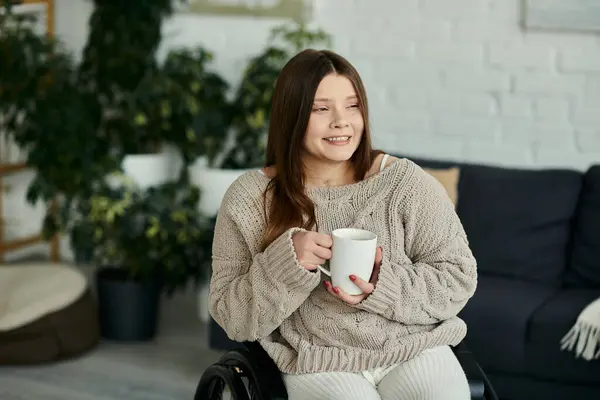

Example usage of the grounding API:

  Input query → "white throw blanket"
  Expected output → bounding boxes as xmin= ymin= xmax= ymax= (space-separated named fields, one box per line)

xmin=560 ymin=298 xmax=600 ymax=360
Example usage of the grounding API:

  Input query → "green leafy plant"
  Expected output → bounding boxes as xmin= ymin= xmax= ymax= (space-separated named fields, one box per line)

xmin=0 ymin=9 xmax=55 ymax=135
xmin=0 ymin=6 xmax=117 ymax=204
xmin=219 ymin=23 xmax=332 ymax=169
xmin=1 ymin=0 xmax=224 ymax=214
xmin=123 ymin=47 xmax=232 ymax=167
xmin=1 ymin=1 xmax=220 ymax=289
xmin=78 ymin=0 xmax=176 ymax=105
xmin=77 ymin=0 xmax=179 ymax=157
xmin=67 ymin=180 xmax=213 ymax=293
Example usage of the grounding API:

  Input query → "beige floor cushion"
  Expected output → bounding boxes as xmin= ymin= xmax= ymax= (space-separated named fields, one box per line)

xmin=0 ymin=263 xmax=99 ymax=365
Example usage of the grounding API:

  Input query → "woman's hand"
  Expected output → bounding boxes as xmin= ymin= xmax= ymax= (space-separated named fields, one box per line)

xmin=324 ymin=247 xmax=383 ymax=305
xmin=292 ymin=231 xmax=333 ymax=271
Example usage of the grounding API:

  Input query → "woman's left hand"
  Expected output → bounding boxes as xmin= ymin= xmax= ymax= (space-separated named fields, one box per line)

xmin=324 ymin=247 xmax=383 ymax=305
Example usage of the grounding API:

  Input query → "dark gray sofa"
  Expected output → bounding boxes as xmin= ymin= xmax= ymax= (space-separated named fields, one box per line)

xmin=408 ymin=156 xmax=600 ymax=400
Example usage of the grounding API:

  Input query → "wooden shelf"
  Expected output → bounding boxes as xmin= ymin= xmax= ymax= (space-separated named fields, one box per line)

xmin=0 ymin=162 xmax=28 ymax=174
xmin=8 ymin=1 xmax=50 ymax=6
xmin=1 ymin=0 xmax=57 ymax=262
xmin=4 ymin=0 xmax=54 ymax=37
xmin=0 ymin=233 xmax=43 ymax=251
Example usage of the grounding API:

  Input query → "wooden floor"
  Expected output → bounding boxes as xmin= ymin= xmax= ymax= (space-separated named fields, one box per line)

xmin=0 ymin=289 xmax=226 ymax=400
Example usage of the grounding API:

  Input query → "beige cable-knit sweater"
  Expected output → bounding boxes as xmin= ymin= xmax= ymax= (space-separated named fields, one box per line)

xmin=209 ymin=158 xmax=478 ymax=374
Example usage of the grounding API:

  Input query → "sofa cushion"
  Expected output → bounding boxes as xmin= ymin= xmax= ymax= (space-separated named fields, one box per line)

xmin=456 ymin=165 xmax=582 ymax=284
xmin=566 ymin=165 xmax=600 ymax=288
xmin=458 ymin=276 xmax=558 ymax=373
xmin=423 ymin=167 xmax=460 ymax=206
xmin=526 ymin=288 xmax=600 ymax=384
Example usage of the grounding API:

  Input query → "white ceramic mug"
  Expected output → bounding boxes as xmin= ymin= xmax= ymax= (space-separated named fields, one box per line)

xmin=317 ymin=228 xmax=378 ymax=295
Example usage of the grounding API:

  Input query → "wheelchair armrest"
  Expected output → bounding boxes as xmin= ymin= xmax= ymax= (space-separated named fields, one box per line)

xmin=452 ymin=342 xmax=499 ymax=400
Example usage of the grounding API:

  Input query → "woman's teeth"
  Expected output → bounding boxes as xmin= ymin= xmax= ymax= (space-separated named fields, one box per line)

xmin=325 ymin=136 xmax=350 ymax=142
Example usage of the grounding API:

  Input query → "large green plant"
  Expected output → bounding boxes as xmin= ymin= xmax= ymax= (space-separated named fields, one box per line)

xmin=0 ymin=0 xmax=219 ymax=290
xmin=1 ymin=0 xmax=176 ymax=199
xmin=0 ymin=6 xmax=118 ymax=203
xmin=0 ymin=9 xmax=54 ymax=136
xmin=68 ymin=181 xmax=213 ymax=293
xmin=78 ymin=0 xmax=175 ymax=104
xmin=79 ymin=0 xmax=177 ymax=156
xmin=122 ymin=47 xmax=232 ymax=167
xmin=160 ymin=48 xmax=232 ymax=167
xmin=219 ymin=23 xmax=332 ymax=169
xmin=1 ymin=0 xmax=225 ymax=218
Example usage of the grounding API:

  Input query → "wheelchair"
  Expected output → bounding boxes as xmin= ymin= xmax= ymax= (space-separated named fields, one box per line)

xmin=195 ymin=340 xmax=499 ymax=400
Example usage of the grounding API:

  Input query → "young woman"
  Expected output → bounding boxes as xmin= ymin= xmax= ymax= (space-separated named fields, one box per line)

xmin=209 ymin=49 xmax=477 ymax=399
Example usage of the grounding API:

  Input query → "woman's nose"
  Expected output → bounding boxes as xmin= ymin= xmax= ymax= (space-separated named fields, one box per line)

xmin=331 ymin=119 xmax=350 ymax=129
xmin=330 ymin=109 xmax=350 ymax=128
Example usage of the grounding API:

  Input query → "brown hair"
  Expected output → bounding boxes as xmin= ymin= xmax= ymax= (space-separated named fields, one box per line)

xmin=261 ymin=49 xmax=380 ymax=250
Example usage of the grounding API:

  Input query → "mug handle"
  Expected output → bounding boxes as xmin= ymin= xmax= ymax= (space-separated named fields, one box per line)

xmin=316 ymin=265 xmax=331 ymax=277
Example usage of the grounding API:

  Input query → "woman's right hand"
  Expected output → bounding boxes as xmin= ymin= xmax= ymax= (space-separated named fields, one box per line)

xmin=292 ymin=231 xmax=333 ymax=271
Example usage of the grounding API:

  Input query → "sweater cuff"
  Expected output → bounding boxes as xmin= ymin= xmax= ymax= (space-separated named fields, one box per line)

xmin=357 ymin=258 xmax=399 ymax=315
xmin=264 ymin=228 xmax=321 ymax=289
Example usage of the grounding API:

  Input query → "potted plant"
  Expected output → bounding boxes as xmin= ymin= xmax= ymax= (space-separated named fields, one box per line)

xmin=152 ymin=47 xmax=234 ymax=215
xmin=106 ymin=70 xmax=186 ymax=190
xmin=191 ymin=23 xmax=332 ymax=216
xmin=2 ymin=1 xmax=219 ymax=329
xmin=2 ymin=0 xmax=219 ymax=233
xmin=0 ymin=5 xmax=119 ymax=217
xmin=137 ymin=47 xmax=231 ymax=322
xmin=79 ymin=0 xmax=181 ymax=189
xmin=0 ymin=7 xmax=55 ymax=139
xmin=68 ymin=180 xmax=212 ymax=341
xmin=138 ymin=47 xmax=233 ymax=191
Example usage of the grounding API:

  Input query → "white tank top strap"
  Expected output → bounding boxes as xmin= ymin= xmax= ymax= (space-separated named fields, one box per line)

xmin=379 ymin=154 xmax=390 ymax=172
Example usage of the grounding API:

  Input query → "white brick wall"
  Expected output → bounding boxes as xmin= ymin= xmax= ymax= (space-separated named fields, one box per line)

xmin=488 ymin=43 xmax=555 ymax=70
xmin=50 ymin=0 xmax=600 ymax=171
xmin=5 ymin=0 xmax=600 ymax=260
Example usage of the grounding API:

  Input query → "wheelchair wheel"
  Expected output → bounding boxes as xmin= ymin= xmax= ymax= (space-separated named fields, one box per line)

xmin=218 ymin=348 xmax=287 ymax=399
xmin=219 ymin=359 xmax=263 ymax=399
xmin=194 ymin=363 xmax=250 ymax=400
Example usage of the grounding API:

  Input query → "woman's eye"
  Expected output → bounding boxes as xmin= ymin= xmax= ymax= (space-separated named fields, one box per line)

xmin=313 ymin=107 xmax=328 ymax=112
xmin=348 ymin=104 xmax=359 ymax=108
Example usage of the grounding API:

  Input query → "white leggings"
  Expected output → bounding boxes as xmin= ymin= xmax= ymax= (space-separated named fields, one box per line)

xmin=282 ymin=346 xmax=470 ymax=400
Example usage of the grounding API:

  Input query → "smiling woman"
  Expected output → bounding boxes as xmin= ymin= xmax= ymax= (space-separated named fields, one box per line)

xmin=305 ymin=78 xmax=364 ymax=165
xmin=209 ymin=49 xmax=476 ymax=400
xmin=262 ymin=50 xmax=379 ymax=248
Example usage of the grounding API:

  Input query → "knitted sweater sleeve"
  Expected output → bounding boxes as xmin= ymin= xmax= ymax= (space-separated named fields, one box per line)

xmin=357 ymin=165 xmax=477 ymax=325
xmin=208 ymin=185 xmax=321 ymax=342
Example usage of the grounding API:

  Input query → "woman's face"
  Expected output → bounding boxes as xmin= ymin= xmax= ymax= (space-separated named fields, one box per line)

xmin=302 ymin=73 xmax=364 ymax=164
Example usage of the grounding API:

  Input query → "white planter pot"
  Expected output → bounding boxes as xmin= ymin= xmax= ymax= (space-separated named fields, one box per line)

xmin=189 ymin=159 xmax=251 ymax=216
xmin=120 ymin=152 xmax=174 ymax=190
xmin=197 ymin=282 xmax=210 ymax=323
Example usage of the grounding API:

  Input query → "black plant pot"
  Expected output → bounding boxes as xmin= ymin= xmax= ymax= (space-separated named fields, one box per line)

xmin=95 ymin=266 xmax=161 ymax=341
